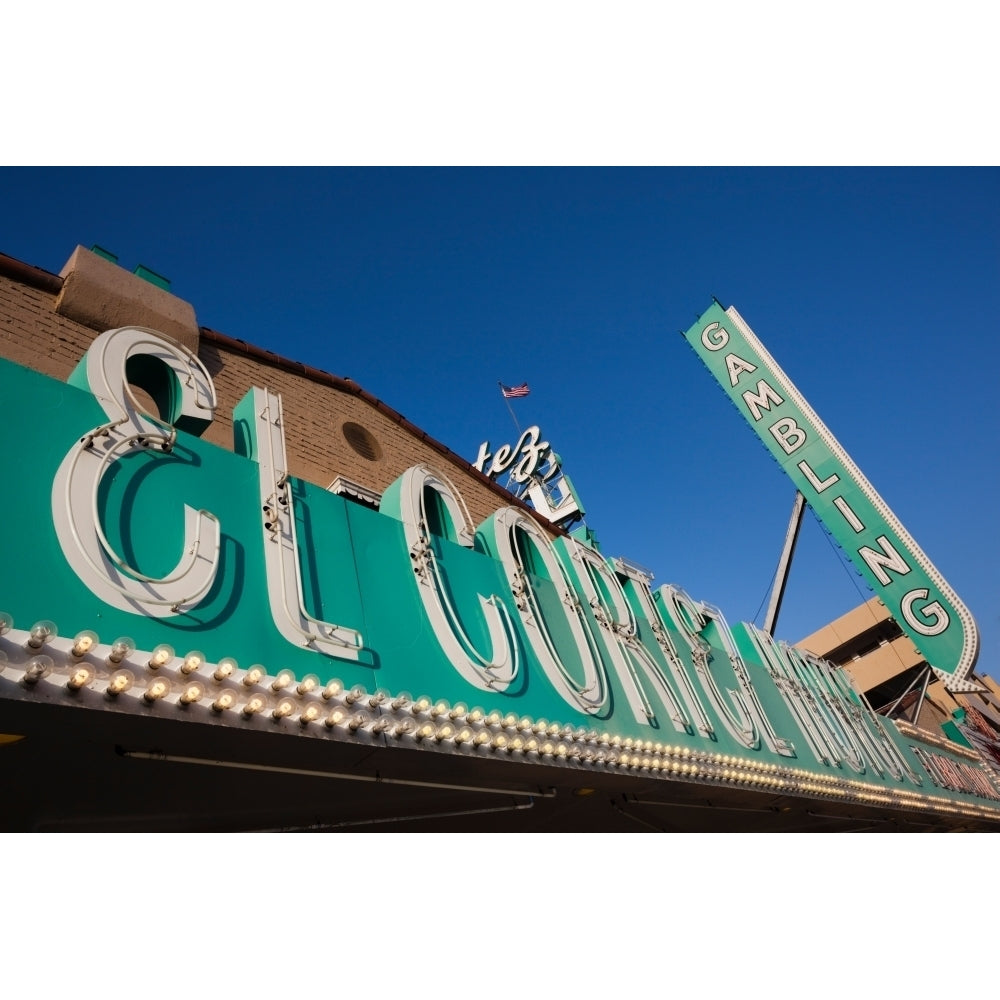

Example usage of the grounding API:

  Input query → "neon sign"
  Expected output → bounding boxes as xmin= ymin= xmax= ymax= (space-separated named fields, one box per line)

xmin=683 ymin=303 xmax=981 ymax=691
xmin=0 ymin=325 xmax=995 ymax=816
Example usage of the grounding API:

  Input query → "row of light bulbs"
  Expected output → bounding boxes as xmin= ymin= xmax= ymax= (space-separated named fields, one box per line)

xmin=3 ymin=613 xmax=998 ymax=821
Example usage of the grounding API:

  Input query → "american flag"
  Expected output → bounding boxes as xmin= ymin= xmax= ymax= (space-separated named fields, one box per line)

xmin=501 ymin=382 xmax=530 ymax=399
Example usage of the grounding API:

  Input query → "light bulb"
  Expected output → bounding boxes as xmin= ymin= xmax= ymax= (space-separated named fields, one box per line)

xmin=271 ymin=669 xmax=295 ymax=692
xmin=67 ymin=664 xmax=95 ymax=691
xmin=243 ymin=664 xmax=266 ymax=687
xmin=473 ymin=730 xmax=492 ymax=747
xmin=367 ymin=689 xmax=388 ymax=709
xmin=372 ymin=717 xmax=392 ymax=734
xmin=516 ymin=716 xmax=533 ymax=732
xmin=434 ymin=723 xmax=455 ymax=742
xmin=345 ymin=684 xmax=367 ymax=705
xmin=179 ymin=681 xmax=205 ymax=705
xmin=532 ymin=718 xmax=549 ymax=734
xmin=0 ymin=612 xmax=12 ymax=636
xmin=392 ymin=719 xmax=415 ymax=737
xmin=454 ymin=726 xmax=473 ymax=744
xmin=541 ymin=741 xmax=555 ymax=755
xmin=508 ymin=735 xmax=524 ymax=752
xmin=241 ymin=692 xmax=268 ymax=716
xmin=212 ymin=689 xmax=237 ymax=712
xmin=297 ymin=674 xmax=320 ymax=696
xmin=299 ymin=703 xmax=321 ymax=725
xmin=107 ymin=637 xmax=135 ymax=664
xmin=143 ymin=677 xmax=171 ymax=703
xmin=27 ymin=620 xmax=57 ymax=649
xmin=181 ymin=651 xmax=205 ymax=675
xmin=272 ymin=697 xmax=295 ymax=720
xmin=148 ymin=644 xmax=174 ymax=669
xmin=347 ymin=712 xmax=369 ymax=732
xmin=449 ymin=702 xmax=468 ymax=720
xmin=491 ymin=733 xmax=509 ymax=751
xmin=106 ymin=669 xmax=134 ymax=697
xmin=525 ymin=737 xmax=539 ymax=753
xmin=214 ymin=657 xmax=238 ymax=682
xmin=70 ymin=631 xmax=99 ymax=658
xmin=466 ymin=706 xmax=485 ymax=724
xmin=411 ymin=695 xmax=432 ymax=715
xmin=325 ymin=706 xmax=349 ymax=728
xmin=502 ymin=712 xmax=519 ymax=730
xmin=430 ymin=699 xmax=450 ymax=718
xmin=322 ymin=679 xmax=344 ymax=700
xmin=415 ymin=722 xmax=436 ymax=741
xmin=22 ymin=655 xmax=54 ymax=685
xmin=391 ymin=691 xmax=412 ymax=711
xmin=486 ymin=710 xmax=504 ymax=727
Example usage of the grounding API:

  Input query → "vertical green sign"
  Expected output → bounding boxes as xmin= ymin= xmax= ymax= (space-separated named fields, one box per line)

xmin=683 ymin=302 xmax=980 ymax=691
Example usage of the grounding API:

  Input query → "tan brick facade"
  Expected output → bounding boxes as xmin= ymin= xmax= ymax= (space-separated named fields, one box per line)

xmin=0 ymin=253 xmax=541 ymax=535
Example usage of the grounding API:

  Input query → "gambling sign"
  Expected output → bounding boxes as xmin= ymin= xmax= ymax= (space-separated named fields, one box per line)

xmin=683 ymin=302 xmax=980 ymax=692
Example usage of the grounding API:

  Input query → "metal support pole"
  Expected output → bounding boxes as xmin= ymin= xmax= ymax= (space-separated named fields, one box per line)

xmin=909 ymin=663 xmax=934 ymax=725
xmin=763 ymin=491 xmax=806 ymax=636
xmin=883 ymin=664 xmax=930 ymax=719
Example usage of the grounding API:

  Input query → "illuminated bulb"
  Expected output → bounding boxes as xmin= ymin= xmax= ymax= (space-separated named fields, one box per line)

xmin=430 ymin=699 xmax=450 ymax=718
xmin=70 ymin=631 xmax=99 ymax=658
xmin=491 ymin=733 xmax=509 ymax=751
xmin=180 ymin=651 xmax=205 ymax=675
xmin=546 ymin=723 xmax=560 ymax=737
xmin=454 ymin=726 xmax=473 ymax=744
xmin=143 ymin=677 xmax=171 ymax=703
xmin=411 ymin=696 xmax=432 ymax=715
xmin=241 ymin=692 xmax=267 ymax=716
xmin=391 ymin=691 xmax=412 ymax=711
xmin=502 ymin=712 xmax=518 ymax=730
xmin=532 ymin=718 xmax=549 ymax=734
xmin=516 ymin=716 xmax=533 ymax=732
xmin=106 ymin=669 xmax=134 ymax=696
xmin=322 ymin=679 xmax=344 ymax=700
xmin=179 ymin=681 xmax=205 ymax=705
xmin=0 ymin=612 xmax=12 ymax=635
xmin=272 ymin=697 xmax=296 ymax=720
xmin=212 ymin=689 xmax=237 ymax=712
xmin=347 ymin=712 xmax=369 ymax=732
xmin=243 ymin=664 xmax=266 ymax=687
xmin=297 ymin=674 xmax=320 ymax=696
xmin=525 ymin=737 xmax=539 ymax=753
xmin=272 ymin=669 xmax=296 ymax=692
xmin=486 ymin=710 xmax=504 ymax=727
xmin=508 ymin=735 xmax=524 ymax=752
xmin=415 ymin=722 xmax=436 ymax=741
xmin=213 ymin=657 xmax=238 ymax=682
xmin=434 ymin=723 xmax=455 ymax=742
xmin=392 ymin=719 xmax=415 ymax=737
xmin=148 ymin=644 xmax=174 ymax=669
xmin=541 ymin=741 xmax=555 ymax=755
xmin=449 ymin=702 xmax=468 ymax=720
xmin=466 ymin=707 xmax=484 ymax=724
xmin=22 ymin=655 xmax=54 ymax=685
xmin=107 ymin=637 xmax=135 ymax=664
xmin=27 ymin=621 xmax=57 ymax=649
xmin=623 ymin=738 xmax=634 ymax=750
xmin=299 ymin=703 xmax=321 ymax=725
xmin=473 ymin=730 xmax=492 ymax=747
xmin=325 ymin=706 xmax=349 ymax=728
xmin=555 ymin=744 xmax=568 ymax=758
xmin=67 ymin=664 xmax=95 ymax=691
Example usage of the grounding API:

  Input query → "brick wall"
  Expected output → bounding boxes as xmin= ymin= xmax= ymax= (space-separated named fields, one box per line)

xmin=1 ymin=270 xmax=528 ymax=533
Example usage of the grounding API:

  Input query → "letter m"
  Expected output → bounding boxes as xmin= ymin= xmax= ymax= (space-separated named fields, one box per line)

xmin=742 ymin=380 xmax=784 ymax=421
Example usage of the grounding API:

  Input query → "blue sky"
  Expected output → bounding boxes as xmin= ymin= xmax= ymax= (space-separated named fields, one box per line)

xmin=2 ymin=167 xmax=997 ymax=680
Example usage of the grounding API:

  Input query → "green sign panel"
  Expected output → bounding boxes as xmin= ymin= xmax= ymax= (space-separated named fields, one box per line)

xmin=683 ymin=302 xmax=980 ymax=691
xmin=0 ymin=325 xmax=995 ymax=819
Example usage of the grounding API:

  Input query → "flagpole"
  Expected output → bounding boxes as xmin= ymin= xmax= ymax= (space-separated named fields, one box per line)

xmin=498 ymin=380 xmax=522 ymax=433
